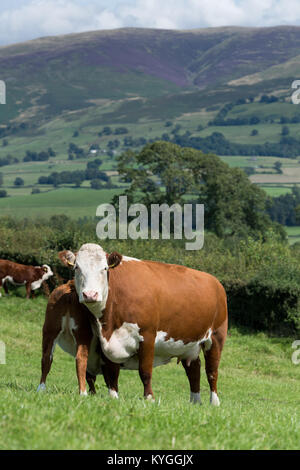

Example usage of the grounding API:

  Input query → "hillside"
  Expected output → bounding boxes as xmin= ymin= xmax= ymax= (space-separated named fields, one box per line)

xmin=1 ymin=26 xmax=300 ymax=228
xmin=1 ymin=26 xmax=300 ymax=126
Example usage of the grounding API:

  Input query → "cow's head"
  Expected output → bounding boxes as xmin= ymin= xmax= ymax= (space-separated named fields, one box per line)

xmin=59 ymin=243 xmax=122 ymax=314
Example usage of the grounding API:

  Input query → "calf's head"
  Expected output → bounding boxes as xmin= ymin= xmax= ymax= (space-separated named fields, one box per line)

xmin=59 ymin=243 xmax=122 ymax=312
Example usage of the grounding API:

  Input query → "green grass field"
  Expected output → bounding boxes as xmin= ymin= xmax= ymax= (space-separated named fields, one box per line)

xmin=0 ymin=295 xmax=299 ymax=450
xmin=0 ymin=187 xmax=123 ymax=219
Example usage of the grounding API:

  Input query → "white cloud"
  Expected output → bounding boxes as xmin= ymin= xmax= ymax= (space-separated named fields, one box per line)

xmin=1 ymin=0 xmax=300 ymax=46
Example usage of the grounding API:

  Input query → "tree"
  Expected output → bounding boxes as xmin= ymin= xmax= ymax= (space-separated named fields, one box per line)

xmin=274 ymin=161 xmax=283 ymax=174
xmin=0 ymin=189 xmax=7 ymax=198
xmin=31 ymin=187 xmax=41 ymax=194
xmin=90 ymin=179 xmax=103 ymax=190
xmin=281 ymin=126 xmax=290 ymax=136
xmin=115 ymin=141 xmax=274 ymax=239
xmin=251 ymin=129 xmax=258 ymax=136
xmin=0 ymin=172 xmax=3 ymax=186
xmin=14 ymin=177 xmax=24 ymax=186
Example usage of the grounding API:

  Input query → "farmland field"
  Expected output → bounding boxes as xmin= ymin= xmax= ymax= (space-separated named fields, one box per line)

xmin=0 ymin=187 xmax=123 ymax=219
xmin=0 ymin=295 xmax=299 ymax=450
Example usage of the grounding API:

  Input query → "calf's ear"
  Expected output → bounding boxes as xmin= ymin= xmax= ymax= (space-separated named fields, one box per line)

xmin=107 ymin=251 xmax=122 ymax=269
xmin=58 ymin=250 xmax=76 ymax=268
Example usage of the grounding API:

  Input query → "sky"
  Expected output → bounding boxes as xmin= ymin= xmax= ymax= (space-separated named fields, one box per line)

xmin=1 ymin=0 xmax=300 ymax=46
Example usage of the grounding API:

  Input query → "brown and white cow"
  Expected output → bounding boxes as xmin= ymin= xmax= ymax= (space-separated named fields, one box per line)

xmin=0 ymin=259 xmax=53 ymax=298
xmin=56 ymin=243 xmax=228 ymax=405
xmin=37 ymin=280 xmax=120 ymax=396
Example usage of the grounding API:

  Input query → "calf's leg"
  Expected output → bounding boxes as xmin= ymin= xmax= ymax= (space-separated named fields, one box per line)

xmin=102 ymin=358 xmax=120 ymax=399
xmin=86 ymin=371 xmax=97 ymax=395
xmin=37 ymin=323 xmax=61 ymax=392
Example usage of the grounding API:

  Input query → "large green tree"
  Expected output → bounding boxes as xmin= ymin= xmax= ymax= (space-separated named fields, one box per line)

xmin=114 ymin=141 xmax=277 ymax=239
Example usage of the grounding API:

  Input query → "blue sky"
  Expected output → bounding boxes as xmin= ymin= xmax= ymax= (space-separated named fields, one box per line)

xmin=0 ymin=0 xmax=300 ymax=46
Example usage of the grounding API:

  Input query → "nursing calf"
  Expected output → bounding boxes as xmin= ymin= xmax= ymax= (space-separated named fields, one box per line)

xmin=37 ymin=280 xmax=120 ymax=396
xmin=58 ymin=244 xmax=228 ymax=405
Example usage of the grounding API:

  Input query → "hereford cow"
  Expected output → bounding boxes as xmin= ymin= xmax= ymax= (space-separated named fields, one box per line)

xmin=56 ymin=243 xmax=228 ymax=405
xmin=0 ymin=259 xmax=53 ymax=298
xmin=37 ymin=281 xmax=120 ymax=396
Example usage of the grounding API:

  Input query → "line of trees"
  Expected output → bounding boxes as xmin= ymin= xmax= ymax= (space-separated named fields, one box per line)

xmin=37 ymin=159 xmax=112 ymax=187
xmin=267 ymin=187 xmax=300 ymax=226
xmin=23 ymin=148 xmax=56 ymax=162
xmin=171 ymin=132 xmax=300 ymax=158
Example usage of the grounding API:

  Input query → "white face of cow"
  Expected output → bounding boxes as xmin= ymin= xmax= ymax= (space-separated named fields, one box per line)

xmin=73 ymin=244 xmax=109 ymax=312
xmin=42 ymin=264 xmax=53 ymax=281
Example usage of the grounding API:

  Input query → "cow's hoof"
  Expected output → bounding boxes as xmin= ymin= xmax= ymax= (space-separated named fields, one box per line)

xmin=210 ymin=391 xmax=220 ymax=406
xmin=145 ymin=394 xmax=155 ymax=402
xmin=108 ymin=389 xmax=119 ymax=399
xmin=37 ymin=383 xmax=46 ymax=393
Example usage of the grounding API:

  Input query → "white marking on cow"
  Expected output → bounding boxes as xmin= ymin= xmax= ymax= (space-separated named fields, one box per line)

xmin=99 ymin=324 xmax=212 ymax=371
xmin=121 ymin=255 xmax=141 ymax=263
xmin=202 ymin=328 xmax=213 ymax=352
xmin=210 ymin=391 xmax=220 ymax=406
xmin=37 ymin=382 xmax=46 ymax=392
xmin=80 ymin=390 xmax=88 ymax=396
xmin=3 ymin=275 xmax=26 ymax=286
xmin=100 ymin=322 xmax=144 ymax=363
xmin=190 ymin=392 xmax=201 ymax=404
xmin=75 ymin=244 xmax=109 ymax=315
xmin=31 ymin=265 xmax=53 ymax=290
xmin=146 ymin=394 xmax=155 ymax=402
xmin=153 ymin=330 xmax=211 ymax=364
xmin=56 ymin=316 xmax=77 ymax=357
xmin=108 ymin=389 xmax=119 ymax=399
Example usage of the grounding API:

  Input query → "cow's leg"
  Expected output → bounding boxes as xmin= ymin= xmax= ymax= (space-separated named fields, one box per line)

xmin=37 ymin=324 xmax=61 ymax=392
xmin=75 ymin=343 xmax=90 ymax=396
xmin=86 ymin=371 xmax=97 ymax=395
xmin=138 ymin=332 xmax=155 ymax=400
xmin=3 ymin=280 xmax=9 ymax=295
xmin=0 ymin=278 xmax=8 ymax=297
xmin=181 ymin=357 xmax=201 ymax=404
xmin=102 ymin=360 xmax=120 ymax=399
xmin=25 ymin=282 xmax=32 ymax=299
xmin=203 ymin=327 xmax=226 ymax=406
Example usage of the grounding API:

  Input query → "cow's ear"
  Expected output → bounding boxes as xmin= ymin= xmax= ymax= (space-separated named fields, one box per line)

xmin=58 ymin=250 xmax=76 ymax=268
xmin=107 ymin=251 xmax=122 ymax=269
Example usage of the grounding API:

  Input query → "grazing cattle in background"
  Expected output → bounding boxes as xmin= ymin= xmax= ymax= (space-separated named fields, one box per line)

xmin=37 ymin=281 xmax=120 ymax=396
xmin=0 ymin=259 xmax=53 ymax=298
xmin=58 ymin=243 xmax=228 ymax=405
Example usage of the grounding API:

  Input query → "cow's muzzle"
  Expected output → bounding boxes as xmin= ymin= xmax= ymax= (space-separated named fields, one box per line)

xmin=82 ymin=290 xmax=99 ymax=302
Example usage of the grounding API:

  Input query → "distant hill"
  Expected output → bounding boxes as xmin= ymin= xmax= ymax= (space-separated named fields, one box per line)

xmin=1 ymin=26 xmax=300 ymax=128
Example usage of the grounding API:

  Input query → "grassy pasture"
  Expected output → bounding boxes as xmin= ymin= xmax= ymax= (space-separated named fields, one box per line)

xmin=0 ymin=187 xmax=123 ymax=219
xmin=0 ymin=296 xmax=299 ymax=450
xmin=285 ymin=226 xmax=300 ymax=245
